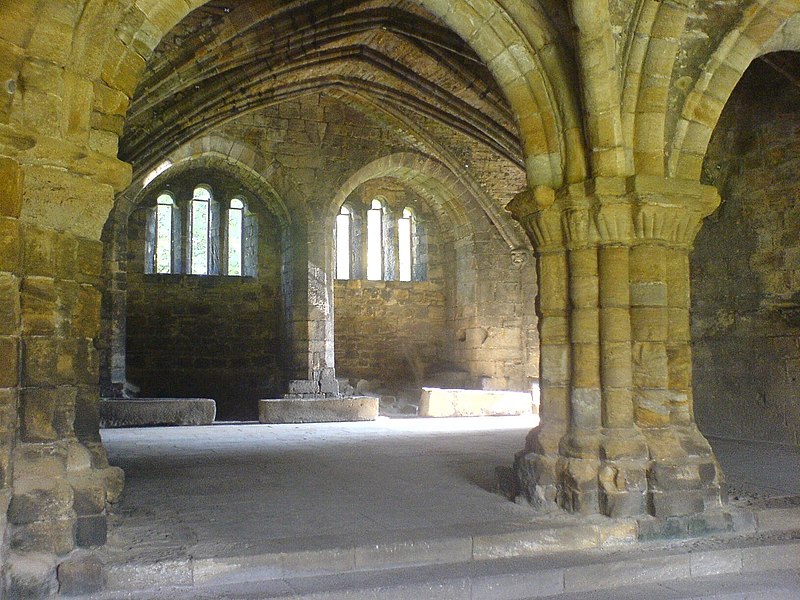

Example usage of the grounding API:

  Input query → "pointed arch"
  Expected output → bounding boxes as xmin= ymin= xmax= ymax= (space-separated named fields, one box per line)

xmin=669 ymin=1 xmax=800 ymax=180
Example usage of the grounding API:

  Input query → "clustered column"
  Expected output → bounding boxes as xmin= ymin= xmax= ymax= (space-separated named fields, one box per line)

xmin=510 ymin=176 xmax=725 ymax=520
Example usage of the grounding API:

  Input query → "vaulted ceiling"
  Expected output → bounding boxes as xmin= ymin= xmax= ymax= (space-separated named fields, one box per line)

xmin=121 ymin=0 xmax=523 ymax=175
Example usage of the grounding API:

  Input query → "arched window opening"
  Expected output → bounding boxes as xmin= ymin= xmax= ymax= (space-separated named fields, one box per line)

xmin=335 ymin=205 xmax=352 ymax=280
xmin=190 ymin=185 xmax=212 ymax=275
xmin=154 ymin=193 xmax=174 ymax=274
xmin=367 ymin=199 xmax=384 ymax=281
xmin=398 ymin=207 xmax=415 ymax=282
xmin=227 ymin=198 xmax=244 ymax=276
xmin=142 ymin=160 xmax=173 ymax=188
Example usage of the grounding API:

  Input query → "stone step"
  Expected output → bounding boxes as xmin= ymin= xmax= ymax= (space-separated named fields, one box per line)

xmin=85 ymin=535 xmax=800 ymax=599
xmin=88 ymin=502 xmax=800 ymax=597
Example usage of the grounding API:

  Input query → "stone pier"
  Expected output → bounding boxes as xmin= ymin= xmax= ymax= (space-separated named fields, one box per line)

xmin=509 ymin=177 xmax=726 ymax=520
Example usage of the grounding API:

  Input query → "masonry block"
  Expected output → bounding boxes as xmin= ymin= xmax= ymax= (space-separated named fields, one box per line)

xmin=69 ymin=476 xmax=106 ymax=516
xmin=260 ymin=396 xmax=379 ymax=423
xmin=650 ymin=489 xmax=705 ymax=518
xmin=20 ymin=388 xmax=59 ymax=442
xmin=9 ymin=478 xmax=74 ymax=525
xmin=0 ymin=336 xmax=19 ymax=387
xmin=57 ymin=552 xmax=104 ymax=596
xmin=6 ymin=552 xmax=57 ymax=600
xmin=75 ymin=514 xmax=107 ymax=548
xmin=0 ymin=157 xmax=23 ymax=218
xmin=0 ymin=217 xmax=22 ymax=273
xmin=419 ymin=388 xmax=534 ymax=417
xmin=99 ymin=398 xmax=216 ymax=427
xmin=11 ymin=518 xmax=76 ymax=554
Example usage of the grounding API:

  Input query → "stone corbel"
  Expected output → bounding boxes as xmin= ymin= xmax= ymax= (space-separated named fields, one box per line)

xmin=506 ymin=185 xmax=561 ymax=250
xmin=510 ymin=248 xmax=530 ymax=268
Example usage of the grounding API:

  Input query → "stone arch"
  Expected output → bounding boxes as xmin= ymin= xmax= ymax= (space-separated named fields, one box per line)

xmin=8 ymin=0 xmax=585 ymax=191
xmin=101 ymin=149 xmax=293 ymax=399
xmin=327 ymin=152 xmax=480 ymax=248
xmin=624 ymin=0 xmax=695 ymax=177
xmin=668 ymin=1 xmax=800 ymax=180
xmin=326 ymin=151 xmax=536 ymax=390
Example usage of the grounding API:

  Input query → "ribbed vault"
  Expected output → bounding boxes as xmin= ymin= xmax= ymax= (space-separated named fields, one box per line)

xmin=122 ymin=0 xmax=524 ymax=178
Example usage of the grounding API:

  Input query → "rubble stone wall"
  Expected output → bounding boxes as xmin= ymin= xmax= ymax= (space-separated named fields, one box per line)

xmin=694 ymin=56 xmax=800 ymax=445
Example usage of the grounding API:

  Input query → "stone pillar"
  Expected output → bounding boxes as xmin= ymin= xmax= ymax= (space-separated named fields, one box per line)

xmin=284 ymin=220 xmax=338 ymax=397
xmin=1 ymin=158 xmax=123 ymax=597
xmin=510 ymin=176 xmax=725 ymax=520
xmin=513 ymin=186 xmax=570 ymax=510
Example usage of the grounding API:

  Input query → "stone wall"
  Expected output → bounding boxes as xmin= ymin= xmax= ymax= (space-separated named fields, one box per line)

xmin=451 ymin=233 xmax=538 ymax=391
xmin=334 ymin=280 xmax=447 ymax=385
xmin=694 ymin=54 xmax=800 ymax=445
xmin=124 ymin=172 xmax=286 ymax=421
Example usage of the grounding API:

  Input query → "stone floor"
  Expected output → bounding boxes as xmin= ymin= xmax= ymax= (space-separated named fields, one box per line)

xmin=89 ymin=417 xmax=800 ymax=599
xmin=101 ymin=416 xmax=543 ymax=561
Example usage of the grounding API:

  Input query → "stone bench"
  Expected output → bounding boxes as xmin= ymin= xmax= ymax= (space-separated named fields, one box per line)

xmin=100 ymin=398 xmax=216 ymax=427
xmin=259 ymin=396 xmax=379 ymax=424
xmin=419 ymin=388 xmax=535 ymax=417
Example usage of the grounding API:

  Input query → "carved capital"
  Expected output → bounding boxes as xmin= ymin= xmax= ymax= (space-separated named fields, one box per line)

xmin=509 ymin=177 xmax=721 ymax=251
xmin=506 ymin=185 xmax=562 ymax=251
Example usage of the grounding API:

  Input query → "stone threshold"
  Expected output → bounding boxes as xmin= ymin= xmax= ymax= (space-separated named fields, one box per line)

xmin=89 ymin=501 xmax=800 ymax=596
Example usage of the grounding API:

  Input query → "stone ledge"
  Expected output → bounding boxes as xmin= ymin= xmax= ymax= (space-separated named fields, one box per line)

xmin=99 ymin=399 xmax=216 ymax=428
xmin=259 ymin=396 xmax=379 ymax=424
xmin=419 ymin=388 xmax=535 ymax=417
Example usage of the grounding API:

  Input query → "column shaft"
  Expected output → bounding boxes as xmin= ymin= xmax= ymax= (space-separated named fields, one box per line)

xmin=630 ymin=243 xmax=670 ymax=428
xmin=598 ymin=245 xmax=634 ymax=429
xmin=567 ymin=246 xmax=601 ymax=432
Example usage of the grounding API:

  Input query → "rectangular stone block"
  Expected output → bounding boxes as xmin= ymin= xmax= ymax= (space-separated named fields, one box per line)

xmin=9 ymin=479 xmax=73 ymax=525
xmin=287 ymin=379 xmax=319 ymax=394
xmin=55 ymin=233 xmax=78 ymax=281
xmin=631 ymin=308 xmax=668 ymax=341
xmin=0 ymin=217 xmax=22 ymax=273
xmin=99 ymin=398 xmax=216 ymax=427
xmin=259 ymin=396 xmax=378 ymax=424
xmin=57 ymin=552 xmax=105 ymax=596
xmin=650 ymin=489 xmax=705 ymax=518
xmin=22 ymin=337 xmax=57 ymax=387
xmin=0 ymin=336 xmax=19 ymax=387
xmin=630 ymin=281 xmax=668 ymax=306
xmin=22 ymin=225 xmax=58 ymax=278
xmin=11 ymin=517 xmax=75 ymax=555
xmin=419 ymin=388 xmax=534 ymax=417
xmin=74 ymin=285 xmax=101 ymax=338
xmin=76 ymin=239 xmax=103 ymax=283
xmin=21 ymin=276 xmax=57 ymax=335
xmin=69 ymin=476 xmax=105 ymax=516
xmin=0 ymin=157 xmax=23 ymax=218
xmin=20 ymin=387 xmax=59 ymax=442
xmin=75 ymin=513 xmax=107 ymax=548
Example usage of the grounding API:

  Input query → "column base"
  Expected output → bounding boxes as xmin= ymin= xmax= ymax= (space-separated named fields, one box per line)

xmin=514 ymin=424 xmax=725 ymax=519
xmin=5 ymin=439 xmax=124 ymax=598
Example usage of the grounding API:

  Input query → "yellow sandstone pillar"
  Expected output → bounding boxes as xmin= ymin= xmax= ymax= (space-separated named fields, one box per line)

xmin=510 ymin=176 xmax=726 ymax=520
